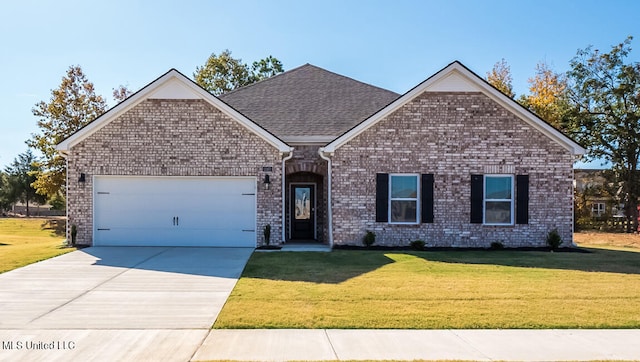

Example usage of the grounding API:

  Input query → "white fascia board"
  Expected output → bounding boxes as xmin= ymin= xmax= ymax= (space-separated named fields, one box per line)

xmin=55 ymin=71 xmax=172 ymax=152
xmin=446 ymin=64 xmax=586 ymax=156
xmin=56 ymin=69 xmax=292 ymax=154
xmin=323 ymin=62 xmax=585 ymax=156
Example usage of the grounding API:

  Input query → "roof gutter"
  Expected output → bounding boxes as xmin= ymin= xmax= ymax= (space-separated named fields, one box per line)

xmin=281 ymin=149 xmax=294 ymax=243
xmin=318 ymin=147 xmax=333 ymax=249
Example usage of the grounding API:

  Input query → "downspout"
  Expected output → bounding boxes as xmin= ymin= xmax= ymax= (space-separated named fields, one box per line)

xmin=571 ymin=154 xmax=584 ymax=246
xmin=318 ymin=147 xmax=333 ymax=248
xmin=281 ymin=149 xmax=294 ymax=243
xmin=59 ymin=150 xmax=70 ymax=245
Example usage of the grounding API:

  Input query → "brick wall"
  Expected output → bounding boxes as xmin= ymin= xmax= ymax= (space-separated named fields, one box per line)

xmin=330 ymin=92 xmax=575 ymax=248
xmin=66 ymin=99 xmax=283 ymax=246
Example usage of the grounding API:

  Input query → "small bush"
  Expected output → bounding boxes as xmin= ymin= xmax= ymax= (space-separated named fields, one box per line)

xmin=490 ymin=241 xmax=504 ymax=250
xmin=410 ymin=240 xmax=426 ymax=250
xmin=70 ymin=224 xmax=77 ymax=247
xmin=362 ymin=230 xmax=376 ymax=247
xmin=546 ymin=228 xmax=562 ymax=250
xmin=263 ymin=224 xmax=271 ymax=245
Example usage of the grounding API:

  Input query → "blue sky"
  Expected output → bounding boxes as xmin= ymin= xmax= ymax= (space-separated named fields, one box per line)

xmin=1 ymin=0 xmax=638 ymax=169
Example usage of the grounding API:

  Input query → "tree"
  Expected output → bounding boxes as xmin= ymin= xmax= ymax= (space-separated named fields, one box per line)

xmin=194 ymin=50 xmax=250 ymax=95
xmin=194 ymin=50 xmax=284 ymax=95
xmin=0 ymin=171 xmax=12 ymax=213
xmin=486 ymin=58 xmax=515 ymax=98
xmin=4 ymin=150 xmax=47 ymax=216
xmin=249 ymin=55 xmax=284 ymax=83
xmin=112 ymin=84 xmax=133 ymax=103
xmin=48 ymin=191 xmax=66 ymax=211
xmin=27 ymin=65 xmax=107 ymax=198
xmin=565 ymin=36 xmax=640 ymax=232
xmin=519 ymin=61 xmax=569 ymax=129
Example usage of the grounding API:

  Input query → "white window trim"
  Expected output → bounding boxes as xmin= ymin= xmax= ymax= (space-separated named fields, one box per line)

xmin=591 ymin=202 xmax=605 ymax=217
xmin=483 ymin=174 xmax=514 ymax=226
xmin=388 ymin=173 xmax=420 ymax=225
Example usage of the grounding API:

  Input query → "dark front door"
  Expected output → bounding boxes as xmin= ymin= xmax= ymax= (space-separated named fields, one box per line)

xmin=291 ymin=184 xmax=315 ymax=239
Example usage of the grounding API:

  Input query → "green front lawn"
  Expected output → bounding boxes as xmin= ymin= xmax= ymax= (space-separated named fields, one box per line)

xmin=215 ymin=246 xmax=640 ymax=329
xmin=0 ymin=218 xmax=73 ymax=273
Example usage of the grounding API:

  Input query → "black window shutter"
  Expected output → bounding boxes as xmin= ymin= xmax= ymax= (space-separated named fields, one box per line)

xmin=375 ymin=173 xmax=389 ymax=222
xmin=516 ymin=175 xmax=529 ymax=224
xmin=421 ymin=174 xmax=434 ymax=223
xmin=470 ymin=174 xmax=484 ymax=223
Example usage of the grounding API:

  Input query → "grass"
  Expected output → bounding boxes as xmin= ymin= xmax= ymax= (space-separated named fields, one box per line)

xmin=0 ymin=217 xmax=74 ymax=273
xmin=215 ymin=236 xmax=640 ymax=329
xmin=574 ymin=231 xmax=640 ymax=249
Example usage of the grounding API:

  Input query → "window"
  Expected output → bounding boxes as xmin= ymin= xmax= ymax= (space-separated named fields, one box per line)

xmin=389 ymin=174 xmax=419 ymax=223
xmin=471 ymin=174 xmax=527 ymax=225
xmin=591 ymin=202 xmax=605 ymax=217
xmin=376 ymin=173 xmax=433 ymax=224
xmin=484 ymin=175 xmax=514 ymax=225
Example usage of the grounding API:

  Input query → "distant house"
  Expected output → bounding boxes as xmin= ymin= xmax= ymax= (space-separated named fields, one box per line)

xmin=574 ymin=169 xmax=614 ymax=218
xmin=56 ymin=61 xmax=585 ymax=248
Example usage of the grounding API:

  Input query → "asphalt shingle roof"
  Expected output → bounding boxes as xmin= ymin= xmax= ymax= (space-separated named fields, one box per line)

xmin=219 ymin=64 xmax=399 ymax=141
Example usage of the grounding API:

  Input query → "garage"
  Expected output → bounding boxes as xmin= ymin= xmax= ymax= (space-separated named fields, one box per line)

xmin=93 ymin=176 xmax=256 ymax=247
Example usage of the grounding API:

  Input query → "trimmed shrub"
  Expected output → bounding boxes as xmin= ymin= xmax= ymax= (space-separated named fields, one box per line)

xmin=362 ymin=230 xmax=376 ymax=247
xmin=70 ymin=224 xmax=77 ymax=246
xmin=490 ymin=241 xmax=504 ymax=250
xmin=410 ymin=240 xmax=426 ymax=250
xmin=263 ymin=224 xmax=271 ymax=245
xmin=546 ymin=228 xmax=562 ymax=250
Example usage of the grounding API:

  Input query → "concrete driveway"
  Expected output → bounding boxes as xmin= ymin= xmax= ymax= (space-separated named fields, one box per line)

xmin=0 ymin=246 xmax=253 ymax=361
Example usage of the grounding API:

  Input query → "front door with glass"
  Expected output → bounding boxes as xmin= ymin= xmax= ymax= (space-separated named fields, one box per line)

xmin=291 ymin=184 xmax=315 ymax=239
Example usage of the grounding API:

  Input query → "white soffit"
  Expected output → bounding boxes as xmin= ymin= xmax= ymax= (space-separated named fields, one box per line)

xmin=148 ymin=78 xmax=200 ymax=99
xmin=426 ymin=71 xmax=478 ymax=92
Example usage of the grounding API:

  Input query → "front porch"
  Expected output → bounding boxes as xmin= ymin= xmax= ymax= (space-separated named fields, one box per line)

xmin=284 ymin=145 xmax=329 ymax=245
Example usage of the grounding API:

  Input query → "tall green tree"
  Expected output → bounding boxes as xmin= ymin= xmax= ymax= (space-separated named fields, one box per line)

xmin=27 ymin=65 xmax=107 ymax=197
xmin=4 ymin=150 xmax=47 ymax=216
xmin=194 ymin=50 xmax=284 ymax=95
xmin=249 ymin=55 xmax=284 ymax=83
xmin=519 ymin=61 xmax=569 ymax=129
xmin=0 ymin=171 xmax=12 ymax=213
xmin=565 ymin=36 xmax=640 ymax=232
xmin=486 ymin=58 xmax=515 ymax=98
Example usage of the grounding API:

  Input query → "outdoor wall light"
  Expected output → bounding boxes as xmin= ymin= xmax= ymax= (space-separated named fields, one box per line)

xmin=264 ymin=174 xmax=271 ymax=190
xmin=78 ymin=173 xmax=86 ymax=183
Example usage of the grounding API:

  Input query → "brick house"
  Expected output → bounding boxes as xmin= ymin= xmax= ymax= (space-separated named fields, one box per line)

xmin=57 ymin=61 xmax=584 ymax=248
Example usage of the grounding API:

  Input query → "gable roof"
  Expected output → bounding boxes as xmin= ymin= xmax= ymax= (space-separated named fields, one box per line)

xmin=321 ymin=61 xmax=586 ymax=155
xmin=56 ymin=69 xmax=292 ymax=154
xmin=219 ymin=64 xmax=400 ymax=143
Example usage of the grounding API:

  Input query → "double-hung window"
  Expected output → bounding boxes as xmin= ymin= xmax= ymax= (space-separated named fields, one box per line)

xmin=483 ymin=175 xmax=514 ymax=225
xmin=389 ymin=174 xmax=419 ymax=224
xmin=376 ymin=173 xmax=434 ymax=224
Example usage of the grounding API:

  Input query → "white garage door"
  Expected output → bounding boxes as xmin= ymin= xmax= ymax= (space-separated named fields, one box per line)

xmin=93 ymin=176 xmax=256 ymax=247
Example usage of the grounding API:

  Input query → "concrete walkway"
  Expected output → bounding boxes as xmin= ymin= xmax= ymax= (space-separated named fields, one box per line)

xmin=193 ymin=329 xmax=640 ymax=361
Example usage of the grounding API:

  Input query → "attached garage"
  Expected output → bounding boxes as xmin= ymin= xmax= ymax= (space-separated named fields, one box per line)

xmin=93 ymin=176 xmax=257 ymax=247
xmin=57 ymin=69 xmax=291 ymax=246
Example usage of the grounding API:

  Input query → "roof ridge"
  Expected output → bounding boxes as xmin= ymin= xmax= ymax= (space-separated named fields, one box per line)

xmin=221 ymin=63 xmax=399 ymax=98
xmin=302 ymin=64 xmax=399 ymax=96
xmin=220 ymin=63 xmax=314 ymax=97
